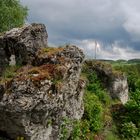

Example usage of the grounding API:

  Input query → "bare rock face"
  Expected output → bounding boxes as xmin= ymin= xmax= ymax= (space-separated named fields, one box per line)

xmin=0 ymin=33 xmax=85 ymax=140
xmin=110 ymin=77 xmax=128 ymax=104
xmin=0 ymin=23 xmax=48 ymax=74
xmin=84 ymin=60 xmax=128 ymax=104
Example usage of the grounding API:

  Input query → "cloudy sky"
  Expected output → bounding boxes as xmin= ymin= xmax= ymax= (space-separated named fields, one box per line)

xmin=21 ymin=0 xmax=140 ymax=60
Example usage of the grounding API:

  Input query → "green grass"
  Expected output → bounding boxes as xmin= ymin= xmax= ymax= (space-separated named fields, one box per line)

xmin=2 ymin=65 xmax=20 ymax=78
xmin=105 ymin=131 xmax=120 ymax=140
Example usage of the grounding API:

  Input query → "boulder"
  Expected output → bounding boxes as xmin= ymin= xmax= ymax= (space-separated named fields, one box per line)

xmin=0 ymin=23 xmax=48 ymax=75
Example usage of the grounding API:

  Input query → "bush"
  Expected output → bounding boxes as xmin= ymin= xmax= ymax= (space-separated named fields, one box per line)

xmin=125 ymin=89 xmax=140 ymax=124
xmin=86 ymin=73 xmax=111 ymax=106
xmin=71 ymin=119 xmax=95 ymax=140
xmin=70 ymin=121 xmax=81 ymax=140
xmin=84 ymin=92 xmax=103 ymax=133
xmin=121 ymin=122 xmax=138 ymax=139
xmin=135 ymin=79 xmax=140 ymax=90
xmin=60 ymin=117 xmax=71 ymax=140
xmin=112 ymin=88 xmax=140 ymax=139
xmin=70 ymin=92 xmax=103 ymax=140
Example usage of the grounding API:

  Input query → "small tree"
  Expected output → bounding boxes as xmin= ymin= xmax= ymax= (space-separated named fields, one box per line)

xmin=0 ymin=0 xmax=28 ymax=32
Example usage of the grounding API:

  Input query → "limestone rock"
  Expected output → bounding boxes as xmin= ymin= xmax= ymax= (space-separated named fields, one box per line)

xmin=0 ymin=23 xmax=48 ymax=75
xmin=0 ymin=43 xmax=85 ymax=140
xmin=84 ymin=60 xmax=128 ymax=104
xmin=110 ymin=77 xmax=128 ymax=104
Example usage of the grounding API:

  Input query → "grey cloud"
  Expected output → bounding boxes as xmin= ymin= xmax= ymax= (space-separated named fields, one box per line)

xmin=21 ymin=0 xmax=140 ymax=59
xmin=76 ymin=40 xmax=140 ymax=60
xmin=121 ymin=0 xmax=140 ymax=41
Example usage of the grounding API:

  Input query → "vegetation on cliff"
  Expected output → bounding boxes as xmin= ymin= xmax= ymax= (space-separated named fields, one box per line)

xmin=112 ymin=63 xmax=140 ymax=140
xmin=70 ymin=61 xmax=114 ymax=140
xmin=70 ymin=61 xmax=140 ymax=140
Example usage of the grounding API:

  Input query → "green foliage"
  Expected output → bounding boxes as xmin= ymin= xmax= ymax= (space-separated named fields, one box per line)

xmin=135 ymin=79 xmax=140 ymax=89
xmin=112 ymin=63 xmax=140 ymax=139
xmin=60 ymin=117 xmax=71 ymax=140
xmin=112 ymin=93 xmax=140 ymax=139
xmin=70 ymin=93 xmax=103 ymax=140
xmin=1 ymin=65 xmax=20 ymax=79
xmin=75 ymin=62 xmax=114 ymax=139
xmin=105 ymin=130 xmax=120 ymax=140
xmin=84 ymin=92 xmax=103 ymax=133
xmin=47 ymin=119 xmax=52 ymax=126
xmin=71 ymin=120 xmax=94 ymax=140
xmin=124 ymin=90 xmax=140 ymax=136
xmin=86 ymin=73 xmax=111 ymax=106
xmin=70 ymin=121 xmax=81 ymax=140
xmin=121 ymin=122 xmax=138 ymax=139
xmin=16 ymin=137 xmax=25 ymax=140
xmin=80 ymin=61 xmax=140 ymax=139
xmin=126 ymin=89 xmax=140 ymax=115
xmin=0 ymin=0 xmax=28 ymax=32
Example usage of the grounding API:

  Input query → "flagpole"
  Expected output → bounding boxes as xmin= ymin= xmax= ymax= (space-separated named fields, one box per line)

xmin=95 ymin=41 xmax=97 ymax=60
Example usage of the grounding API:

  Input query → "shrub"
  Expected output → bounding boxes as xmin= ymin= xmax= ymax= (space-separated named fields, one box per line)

xmin=121 ymin=122 xmax=138 ymax=139
xmin=70 ymin=121 xmax=81 ymax=140
xmin=86 ymin=73 xmax=111 ymax=106
xmin=84 ymin=92 xmax=103 ymax=133
xmin=60 ymin=117 xmax=71 ymax=140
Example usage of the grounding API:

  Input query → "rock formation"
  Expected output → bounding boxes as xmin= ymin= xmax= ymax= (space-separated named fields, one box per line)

xmin=0 ymin=24 xmax=85 ymax=140
xmin=84 ymin=60 xmax=129 ymax=104
xmin=0 ymin=23 xmax=48 ymax=74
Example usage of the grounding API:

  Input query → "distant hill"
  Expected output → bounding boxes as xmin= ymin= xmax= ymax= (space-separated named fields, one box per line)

xmin=128 ymin=59 xmax=140 ymax=64
xmin=97 ymin=59 xmax=140 ymax=65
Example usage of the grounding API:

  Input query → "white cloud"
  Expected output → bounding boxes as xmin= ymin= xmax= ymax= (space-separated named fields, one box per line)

xmin=76 ymin=40 xmax=140 ymax=60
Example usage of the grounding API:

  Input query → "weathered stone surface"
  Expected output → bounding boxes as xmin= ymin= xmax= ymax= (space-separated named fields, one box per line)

xmin=110 ymin=77 xmax=128 ymax=104
xmin=0 ymin=44 xmax=85 ymax=140
xmin=84 ymin=60 xmax=128 ymax=104
xmin=0 ymin=23 xmax=48 ymax=75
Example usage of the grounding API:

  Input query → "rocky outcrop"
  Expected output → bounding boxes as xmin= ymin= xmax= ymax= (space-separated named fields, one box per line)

xmin=0 ymin=24 xmax=85 ymax=140
xmin=0 ymin=23 xmax=48 ymax=74
xmin=110 ymin=77 xmax=128 ymax=104
xmin=84 ymin=60 xmax=128 ymax=104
